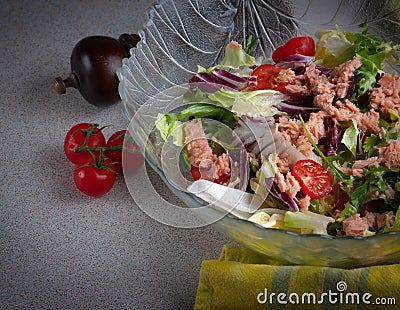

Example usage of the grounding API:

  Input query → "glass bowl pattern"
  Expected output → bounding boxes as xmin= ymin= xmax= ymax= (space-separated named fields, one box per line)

xmin=118 ymin=0 xmax=400 ymax=268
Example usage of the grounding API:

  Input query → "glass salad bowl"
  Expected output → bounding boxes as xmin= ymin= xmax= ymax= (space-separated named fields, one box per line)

xmin=118 ymin=0 xmax=400 ymax=268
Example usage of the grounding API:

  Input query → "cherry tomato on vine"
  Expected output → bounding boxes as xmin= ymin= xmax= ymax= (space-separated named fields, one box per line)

xmin=251 ymin=64 xmax=290 ymax=93
xmin=105 ymin=130 xmax=125 ymax=173
xmin=292 ymin=159 xmax=333 ymax=199
xmin=73 ymin=154 xmax=117 ymax=197
xmin=272 ymin=36 xmax=315 ymax=63
xmin=105 ymin=130 xmax=144 ymax=174
xmin=64 ymin=123 xmax=106 ymax=164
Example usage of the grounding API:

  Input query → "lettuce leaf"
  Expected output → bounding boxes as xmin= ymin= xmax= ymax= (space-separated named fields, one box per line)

xmin=198 ymin=41 xmax=256 ymax=73
xmin=219 ymin=41 xmax=256 ymax=69
xmin=284 ymin=211 xmax=335 ymax=235
xmin=155 ymin=113 xmax=184 ymax=146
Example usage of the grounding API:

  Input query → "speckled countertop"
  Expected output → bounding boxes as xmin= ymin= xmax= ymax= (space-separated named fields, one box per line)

xmin=0 ymin=1 xmax=231 ymax=309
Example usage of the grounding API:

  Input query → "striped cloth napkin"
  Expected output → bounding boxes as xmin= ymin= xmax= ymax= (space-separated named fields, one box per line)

xmin=195 ymin=245 xmax=400 ymax=309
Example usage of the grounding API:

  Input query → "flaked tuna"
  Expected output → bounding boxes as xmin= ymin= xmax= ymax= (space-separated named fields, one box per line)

xmin=183 ymin=120 xmax=232 ymax=185
xmin=379 ymin=140 xmax=400 ymax=168
xmin=342 ymin=214 xmax=369 ymax=236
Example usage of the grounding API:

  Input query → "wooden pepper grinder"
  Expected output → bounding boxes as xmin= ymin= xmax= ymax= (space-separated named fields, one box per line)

xmin=53 ymin=33 xmax=140 ymax=107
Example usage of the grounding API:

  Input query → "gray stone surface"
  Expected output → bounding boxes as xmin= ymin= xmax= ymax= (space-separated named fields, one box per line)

xmin=0 ymin=1 xmax=231 ymax=309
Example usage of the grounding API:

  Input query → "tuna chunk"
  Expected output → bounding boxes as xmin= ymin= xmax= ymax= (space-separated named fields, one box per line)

xmin=183 ymin=120 xmax=215 ymax=167
xmin=305 ymin=65 xmax=333 ymax=94
xmin=352 ymin=157 xmax=380 ymax=170
xmin=369 ymin=74 xmax=400 ymax=119
xmin=364 ymin=211 xmax=395 ymax=230
xmin=184 ymin=120 xmax=233 ymax=184
xmin=329 ymin=56 xmax=362 ymax=84
xmin=379 ymin=140 xmax=400 ymax=168
xmin=275 ymin=171 xmax=301 ymax=199
xmin=342 ymin=214 xmax=369 ymax=236
xmin=298 ymin=195 xmax=311 ymax=211
xmin=357 ymin=109 xmax=380 ymax=134
xmin=306 ymin=112 xmax=326 ymax=142
xmin=338 ymin=157 xmax=380 ymax=177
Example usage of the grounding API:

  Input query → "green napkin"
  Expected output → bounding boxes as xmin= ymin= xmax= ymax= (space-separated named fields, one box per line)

xmin=195 ymin=245 xmax=400 ymax=309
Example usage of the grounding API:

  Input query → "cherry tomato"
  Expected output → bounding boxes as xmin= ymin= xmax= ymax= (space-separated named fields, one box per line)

xmin=122 ymin=132 xmax=145 ymax=174
xmin=64 ymin=123 xmax=106 ymax=164
xmin=272 ymin=36 xmax=315 ymax=63
xmin=105 ymin=130 xmax=145 ymax=174
xmin=74 ymin=154 xmax=117 ymax=197
xmin=214 ymin=172 xmax=230 ymax=185
xmin=190 ymin=165 xmax=230 ymax=185
xmin=292 ymin=159 xmax=333 ymax=199
xmin=251 ymin=64 xmax=290 ymax=93
xmin=105 ymin=130 xmax=125 ymax=173
xmin=190 ymin=166 xmax=201 ymax=181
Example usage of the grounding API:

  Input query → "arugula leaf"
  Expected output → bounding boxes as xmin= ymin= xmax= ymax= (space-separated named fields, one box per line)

xmin=350 ymin=52 xmax=383 ymax=100
xmin=364 ymin=128 xmax=399 ymax=155
xmin=315 ymin=23 xmax=400 ymax=100
xmin=341 ymin=119 xmax=359 ymax=157
xmin=336 ymin=202 xmax=358 ymax=223
xmin=349 ymin=165 xmax=400 ymax=208
xmin=363 ymin=133 xmax=381 ymax=153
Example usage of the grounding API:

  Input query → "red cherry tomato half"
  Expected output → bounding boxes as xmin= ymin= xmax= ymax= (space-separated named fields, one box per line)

xmin=292 ymin=159 xmax=333 ymax=199
xmin=74 ymin=154 xmax=117 ymax=197
xmin=272 ymin=36 xmax=315 ymax=63
xmin=64 ymin=123 xmax=106 ymax=164
xmin=251 ymin=64 xmax=289 ymax=93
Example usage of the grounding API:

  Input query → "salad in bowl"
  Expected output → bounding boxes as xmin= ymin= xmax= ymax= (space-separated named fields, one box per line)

xmin=154 ymin=23 xmax=400 ymax=238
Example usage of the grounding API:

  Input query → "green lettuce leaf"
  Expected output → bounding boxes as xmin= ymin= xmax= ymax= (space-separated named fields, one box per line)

xmin=219 ymin=41 xmax=256 ymax=69
xmin=198 ymin=41 xmax=256 ymax=73
xmin=284 ymin=211 xmax=335 ymax=235
xmin=208 ymin=88 xmax=239 ymax=108
xmin=155 ymin=113 xmax=184 ymax=146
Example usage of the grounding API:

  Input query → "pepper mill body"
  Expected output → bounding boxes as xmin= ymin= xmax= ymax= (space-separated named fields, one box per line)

xmin=53 ymin=34 xmax=140 ymax=107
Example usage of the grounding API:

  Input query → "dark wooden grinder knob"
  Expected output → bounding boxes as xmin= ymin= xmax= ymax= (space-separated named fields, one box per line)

xmin=53 ymin=33 xmax=140 ymax=107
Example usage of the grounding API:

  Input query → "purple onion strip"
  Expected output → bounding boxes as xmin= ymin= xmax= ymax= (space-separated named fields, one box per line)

xmin=267 ymin=179 xmax=300 ymax=212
